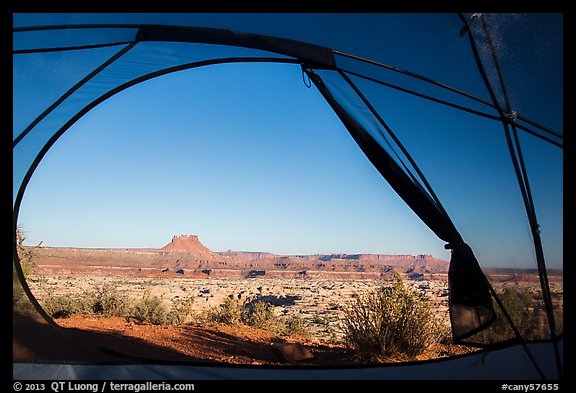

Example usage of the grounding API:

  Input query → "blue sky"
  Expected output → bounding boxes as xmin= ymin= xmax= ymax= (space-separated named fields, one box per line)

xmin=14 ymin=14 xmax=563 ymax=269
xmin=18 ymin=62 xmax=450 ymax=259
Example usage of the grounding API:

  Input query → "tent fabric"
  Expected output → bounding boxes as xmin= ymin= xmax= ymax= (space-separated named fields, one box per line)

xmin=447 ymin=243 xmax=495 ymax=341
xmin=12 ymin=13 xmax=563 ymax=379
xmin=307 ymin=68 xmax=497 ymax=343
xmin=306 ymin=69 xmax=462 ymax=243
xmin=462 ymin=13 xmax=563 ymax=135
xmin=12 ymin=339 xmax=563 ymax=380
xmin=13 ymin=40 xmax=296 ymax=202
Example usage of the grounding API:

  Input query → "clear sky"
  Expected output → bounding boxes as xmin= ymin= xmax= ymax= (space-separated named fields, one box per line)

xmin=18 ymin=62 xmax=452 ymax=259
xmin=15 ymin=14 xmax=563 ymax=269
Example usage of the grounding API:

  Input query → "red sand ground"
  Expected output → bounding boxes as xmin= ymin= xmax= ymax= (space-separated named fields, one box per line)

xmin=14 ymin=312 xmax=473 ymax=365
xmin=56 ymin=316 xmax=358 ymax=365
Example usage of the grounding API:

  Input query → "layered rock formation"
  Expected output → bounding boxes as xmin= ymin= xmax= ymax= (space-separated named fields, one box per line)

xmin=29 ymin=235 xmax=450 ymax=279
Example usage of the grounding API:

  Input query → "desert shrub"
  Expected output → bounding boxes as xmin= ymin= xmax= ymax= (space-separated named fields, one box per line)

xmin=500 ymin=287 xmax=537 ymax=336
xmin=15 ymin=226 xmax=38 ymax=278
xmin=128 ymin=291 xmax=169 ymax=325
xmin=478 ymin=286 xmax=540 ymax=342
xmin=282 ymin=315 xmax=310 ymax=337
xmin=166 ymin=295 xmax=195 ymax=325
xmin=310 ymin=315 xmax=337 ymax=340
xmin=246 ymin=301 xmax=278 ymax=331
xmin=208 ymin=297 xmax=310 ymax=336
xmin=40 ymin=286 xmax=194 ymax=326
xmin=207 ymin=297 xmax=247 ymax=325
xmin=42 ymin=293 xmax=90 ymax=319
xmin=341 ymin=274 xmax=441 ymax=360
xmin=90 ymin=284 xmax=130 ymax=317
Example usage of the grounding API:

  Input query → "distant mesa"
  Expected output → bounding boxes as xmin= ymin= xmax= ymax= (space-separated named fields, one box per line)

xmin=158 ymin=235 xmax=449 ymax=277
xmin=29 ymin=234 xmax=455 ymax=279
xmin=161 ymin=235 xmax=213 ymax=255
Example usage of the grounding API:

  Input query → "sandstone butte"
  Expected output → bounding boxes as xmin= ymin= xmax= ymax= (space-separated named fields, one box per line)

xmin=161 ymin=235 xmax=213 ymax=255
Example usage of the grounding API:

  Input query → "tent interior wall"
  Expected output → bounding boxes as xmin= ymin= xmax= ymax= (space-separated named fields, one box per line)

xmin=12 ymin=13 xmax=563 ymax=380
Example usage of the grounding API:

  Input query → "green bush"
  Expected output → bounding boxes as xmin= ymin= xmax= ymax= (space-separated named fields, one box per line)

xmin=42 ymin=293 xmax=90 ymax=319
xmin=90 ymin=284 xmax=130 ymax=317
xmin=40 ymin=286 xmax=194 ymax=326
xmin=341 ymin=274 xmax=441 ymax=360
xmin=128 ymin=291 xmax=169 ymax=325
xmin=246 ymin=301 xmax=278 ymax=330
xmin=15 ymin=226 xmax=38 ymax=278
xmin=282 ymin=315 xmax=310 ymax=337
xmin=207 ymin=297 xmax=311 ymax=337
xmin=500 ymin=287 xmax=536 ymax=333
xmin=206 ymin=298 xmax=280 ymax=330
xmin=166 ymin=295 xmax=195 ymax=325
xmin=479 ymin=286 xmax=539 ymax=342
xmin=207 ymin=297 xmax=248 ymax=325
xmin=41 ymin=285 xmax=130 ymax=319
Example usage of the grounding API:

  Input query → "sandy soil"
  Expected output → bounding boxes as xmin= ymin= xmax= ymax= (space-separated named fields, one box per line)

xmin=47 ymin=315 xmax=471 ymax=366
xmin=53 ymin=315 xmax=357 ymax=365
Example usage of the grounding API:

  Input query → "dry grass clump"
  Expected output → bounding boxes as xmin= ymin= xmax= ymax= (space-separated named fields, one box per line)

xmin=476 ymin=286 xmax=543 ymax=343
xmin=341 ymin=273 xmax=442 ymax=360
xmin=207 ymin=297 xmax=310 ymax=337
xmin=41 ymin=287 xmax=194 ymax=326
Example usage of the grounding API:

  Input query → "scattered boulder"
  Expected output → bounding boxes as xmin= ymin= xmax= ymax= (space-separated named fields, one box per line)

xmin=273 ymin=343 xmax=314 ymax=362
xmin=201 ymin=269 xmax=212 ymax=276
xmin=246 ymin=270 xmax=266 ymax=278
xmin=408 ymin=272 xmax=424 ymax=281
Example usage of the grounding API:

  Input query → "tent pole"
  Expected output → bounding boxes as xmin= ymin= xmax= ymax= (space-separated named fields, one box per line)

xmin=13 ymin=42 xmax=138 ymax=147
xmin=339 ymin=68 xmax=561 ymax=148
xmin=478 ymin=14 xmax=562 ymax=380
xmin=486 ymin=283 xmax=546 ymax=380
xmin=337 ymin=70 xmax=448 ymax=216
xmin=462 ymin=12 xmax=562 ymax=379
